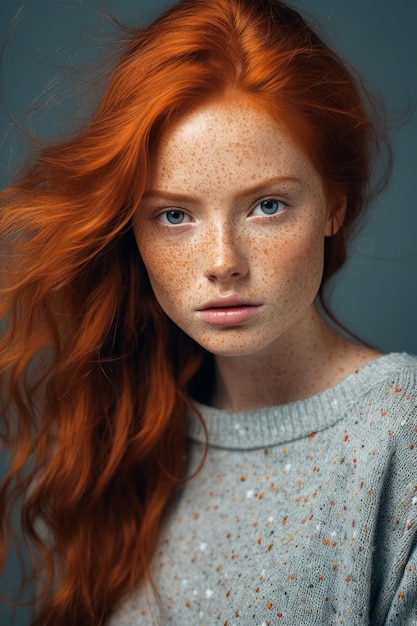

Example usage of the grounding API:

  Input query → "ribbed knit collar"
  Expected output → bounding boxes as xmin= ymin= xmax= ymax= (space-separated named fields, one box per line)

xmin=187 ymin=352 xmax=416 ymax=450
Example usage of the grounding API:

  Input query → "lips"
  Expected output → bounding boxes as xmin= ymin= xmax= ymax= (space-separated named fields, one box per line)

xmin=197 ymin=297 xmax=262 ymax=325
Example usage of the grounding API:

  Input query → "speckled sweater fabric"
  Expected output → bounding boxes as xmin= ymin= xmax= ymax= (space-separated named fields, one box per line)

xmin=108 ymin=352 xmax=417 ymax=625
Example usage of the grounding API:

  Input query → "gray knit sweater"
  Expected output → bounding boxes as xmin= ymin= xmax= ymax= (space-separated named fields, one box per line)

xmin=109 ymin=352 xmax=417 ymax=625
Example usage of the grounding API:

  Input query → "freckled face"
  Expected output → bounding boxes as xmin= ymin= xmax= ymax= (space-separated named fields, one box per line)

xmin=133 ymin=98 xmax=333 ymax=357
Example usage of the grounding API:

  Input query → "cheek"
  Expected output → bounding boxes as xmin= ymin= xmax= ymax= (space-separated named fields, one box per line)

xmin=265 ymin=220 xmax=325 ymax=293
xmin=136 ymin=234 xmax=197 ymax=305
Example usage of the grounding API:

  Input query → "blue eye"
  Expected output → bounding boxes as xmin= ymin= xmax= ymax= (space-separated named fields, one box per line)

xmin=254 ymin=198 xmax=287 ymax=216
xmin=163 ymin=209 xmax=186 ymax=224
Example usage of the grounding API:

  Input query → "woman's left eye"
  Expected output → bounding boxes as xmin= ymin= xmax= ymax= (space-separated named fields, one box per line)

xmin=252 ymin=198 xmax=288 ymax=216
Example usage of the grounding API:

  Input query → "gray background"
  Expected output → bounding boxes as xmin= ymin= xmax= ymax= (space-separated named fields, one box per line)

xmin=0 ymin=0 xmax=416 ymax=624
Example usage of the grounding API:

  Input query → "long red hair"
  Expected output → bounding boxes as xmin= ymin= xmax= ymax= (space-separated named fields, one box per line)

xmin=0 ymin=0 xmax=389 ymax=623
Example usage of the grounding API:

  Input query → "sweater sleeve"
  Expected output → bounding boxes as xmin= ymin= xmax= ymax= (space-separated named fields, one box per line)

xmin=384 ymin=542 xmax=417 ymax=625
xmin=370 ymin=383 xmax=417 ymax=625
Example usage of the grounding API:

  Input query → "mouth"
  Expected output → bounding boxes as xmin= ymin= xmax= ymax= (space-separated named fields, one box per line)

xmin=197 ymin=299 xmax=262 ymax=326
xmin=198 ymin=297 xmax=261 ymax=310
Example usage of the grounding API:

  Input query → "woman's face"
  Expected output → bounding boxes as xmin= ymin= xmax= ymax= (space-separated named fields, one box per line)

xmin=134 ymin=97 xmax=337 ymax=358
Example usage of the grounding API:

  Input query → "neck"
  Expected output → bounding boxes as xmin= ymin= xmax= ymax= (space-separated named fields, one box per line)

xmin=211 ymin=306 xmax=380 ymax=411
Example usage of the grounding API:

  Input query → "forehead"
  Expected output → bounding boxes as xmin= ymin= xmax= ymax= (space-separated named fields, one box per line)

xmin=148 ymin=97 xmax=317 ymax=191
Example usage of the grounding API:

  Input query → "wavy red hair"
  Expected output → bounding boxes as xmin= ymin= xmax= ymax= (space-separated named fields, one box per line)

xmin=0 ymin=0 xmax=389 ymax=623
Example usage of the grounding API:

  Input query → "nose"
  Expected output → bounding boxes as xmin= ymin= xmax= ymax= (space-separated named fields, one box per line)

xmin=204 ymin=223 xmax=248 ymax=282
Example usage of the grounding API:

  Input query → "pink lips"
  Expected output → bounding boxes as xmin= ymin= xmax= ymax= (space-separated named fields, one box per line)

xmin=197 ymin=297 xmax=262 ymax=326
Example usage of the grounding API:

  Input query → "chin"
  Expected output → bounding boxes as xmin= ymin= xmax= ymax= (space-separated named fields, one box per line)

xmin=194 ymin=332 xmax=278 ymax=359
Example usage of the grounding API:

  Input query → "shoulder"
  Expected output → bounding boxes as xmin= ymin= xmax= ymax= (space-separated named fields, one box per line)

xmin=327 ymin=352 xmax=417 ymax=470
xmin=341 ymin=352 xmax=417 ymax=480
xmin=326 ymin=352 xmax=417 ymax=436
xmin=361 ymin=352 xmax=417 ymax=428
xmin=346 ymin=352 xmax=417 ymax=420
xmin=360 ymin=351 xmax=417 ymax=386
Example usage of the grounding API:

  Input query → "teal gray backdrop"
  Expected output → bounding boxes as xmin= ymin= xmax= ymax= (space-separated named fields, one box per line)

xmin=0 ymin=1 xmax=416 ymax=624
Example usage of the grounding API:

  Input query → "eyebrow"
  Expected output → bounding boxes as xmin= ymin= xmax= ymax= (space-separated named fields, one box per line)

xmin=142 ymin=176 xmax=301 ymax=203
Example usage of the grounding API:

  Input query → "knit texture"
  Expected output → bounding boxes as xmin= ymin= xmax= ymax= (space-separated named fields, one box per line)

xmin=108 ymin=353 xmax=417 ymax=625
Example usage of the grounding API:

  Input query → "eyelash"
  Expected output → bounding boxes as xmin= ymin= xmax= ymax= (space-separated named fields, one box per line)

xmin=156 ymin=196 xmax=289 ymax=226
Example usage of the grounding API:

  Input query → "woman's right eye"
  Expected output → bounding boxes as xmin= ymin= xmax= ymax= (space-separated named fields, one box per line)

xmin=158 ymin=209 xmax=189 ymax=225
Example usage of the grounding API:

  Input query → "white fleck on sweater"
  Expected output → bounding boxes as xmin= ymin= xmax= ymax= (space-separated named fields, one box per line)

xmin=108 ymin=353 xmax=417 ymax=625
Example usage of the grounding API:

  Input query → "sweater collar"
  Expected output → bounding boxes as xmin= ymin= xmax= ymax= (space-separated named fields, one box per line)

xmin=187 ymin=353 xmax=415 ymax=450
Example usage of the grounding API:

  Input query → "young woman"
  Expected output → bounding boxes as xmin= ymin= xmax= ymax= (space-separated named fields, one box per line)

xmin=0 ymin=0 xmax=415 ymax=624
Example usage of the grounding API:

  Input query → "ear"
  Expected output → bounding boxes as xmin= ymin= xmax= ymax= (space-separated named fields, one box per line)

xmin=325 ymin=193 xmax=346 ymax=237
